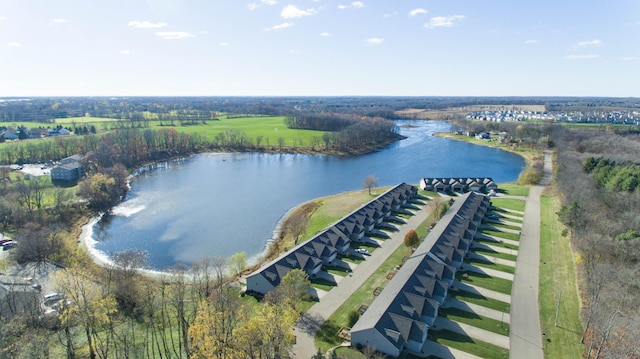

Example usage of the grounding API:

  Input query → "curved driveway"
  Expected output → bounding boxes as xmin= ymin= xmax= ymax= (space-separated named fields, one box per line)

xmin=509 ymin=150 xmax=552 ymax=359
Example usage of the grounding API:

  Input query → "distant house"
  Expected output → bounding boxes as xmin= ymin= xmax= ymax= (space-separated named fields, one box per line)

xmin=1 ymin=130 xmax=19 ymax=141
xmin=51 ymin=154 xmax=84 ymax=182
xmin=419 ymin=177 xmax=498 ymax=194
xmin=47 ymin=127 xmax=72 ymax=136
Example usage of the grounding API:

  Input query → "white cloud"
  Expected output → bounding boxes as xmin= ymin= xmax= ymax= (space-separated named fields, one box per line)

xmin=338 ymin=1 xmax=365 ymax=10
xmin=0 ymin=16 xmax=7 ymax=21
xmin=320 ymin=32 xmax=331 ymax=37
xmin=155 ymin=31 xmax=195 ymax=40
xmin=7 ymin=42 xmax=21 ymax=47
xmin=365 ymin=37 xmax=384 ymax=45
xmin=564 ymin=54 xmax=598 ymax=60
xmin=265 ymin=22 xmax=294 ymax=31
xmin=424 ymin=15 xmax=465 ymax=29
xmin=128 ymin=20 xmax=167 ymax=29
xmin=120 ymin=50 xmax=131 ymax=55
xmin=524 ymin=39 xmax=539 ymax=44
xmin=578 ymin=39 xmax=602 ymax=47
xmin=219 ymin=42 xmax=230 ymax=46
xmin=409 ymin=8 xmax=428 ymax=17
xmin=248 ymin=0 xmax=276 ymax=10
xmin=281 ymin=5 xmax=317 ymax=19
xmin=48 ymin=18 xmax=67 ymax=25
xmin=622 ymin=56 xmax=636 ymax=61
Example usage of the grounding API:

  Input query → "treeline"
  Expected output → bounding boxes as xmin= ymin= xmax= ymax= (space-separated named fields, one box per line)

xmin=286 ymin=114 xmax=402 ymax=152
xmin=582 ymin=156 xmax=640 ymax=192
xmin=551 ymin=125 xmax=640 ymax=357
xmin=6 ymin=96 xmax=638 ymax=123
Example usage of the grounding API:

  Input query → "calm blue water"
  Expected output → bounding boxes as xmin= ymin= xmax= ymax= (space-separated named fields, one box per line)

xmin=93 ymin=120 xmax=524 ymax=269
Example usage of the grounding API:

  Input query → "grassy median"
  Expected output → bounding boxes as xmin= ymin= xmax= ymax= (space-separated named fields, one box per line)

xmin=539 ymin=195 xmax=584 ymax=358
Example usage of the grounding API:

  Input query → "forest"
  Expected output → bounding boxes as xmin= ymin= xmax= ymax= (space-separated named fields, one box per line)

xmin=551 ymin=126 xmax=640 ymax=357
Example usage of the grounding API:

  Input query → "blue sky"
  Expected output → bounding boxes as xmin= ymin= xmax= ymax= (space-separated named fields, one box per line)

xmin=1 ymin=0 xmax=638 ymax=97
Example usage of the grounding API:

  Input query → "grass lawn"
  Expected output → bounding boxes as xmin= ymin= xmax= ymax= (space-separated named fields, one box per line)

xmin=429 ymin=329 xmax=509 ymax=359
xmin=470 ymin=248 xmax=517 ymax=262
xmin=449 ymin=289 xmax=510 ymax=313
xmin=456 ymin=271 xmax=512 ymax=295
xmin=304 ymin=188 xmax=390 ymax=238
xmin=490 ymin=198 xmax=525 ymax=212
xmin=475 ymin=237 xmax=519 ymax=251
xmin=311 ymin=277 xmax=337 ymax=292
xmin=148 ymin=116 xmax=324 ymax=148
xmin=466 ymin=258 xmax=515 ymax=274
xmin=326 ymin=265 xmax=350 ymax=277
xmin=55 ymin=116 xmax=118 ymax=124
xmin=497 ymin=183 xmax=530 ymax=197
xmin=481 ymin=229 xmax=521 ymax=242
xmin=439 ymin=308 xmax=509 ymax=336
xmin=539 ymin=196 xmax=584 ymax=358
xmin=488 ymin=221 xmax=522 ymax=232
xmin=334 ymin=347 xmax=366 ymax=358
xmin=315 ymin=245 xmax=413 ymax=352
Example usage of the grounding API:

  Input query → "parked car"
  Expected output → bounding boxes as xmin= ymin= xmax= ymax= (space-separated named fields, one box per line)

xmin=43 ymin=293 xmax=62 ymax=306
xmin=0 ymin=238 xmax=13 ymax=245
xmin=1 ymin=241 xmax=17 ymax=250
xmin=355 ymin=248 xmax=369 ymax=255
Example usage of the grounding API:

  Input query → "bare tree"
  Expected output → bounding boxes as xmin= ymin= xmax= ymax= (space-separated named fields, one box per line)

xmin=363 ymin=175 xmax=378 ymax=195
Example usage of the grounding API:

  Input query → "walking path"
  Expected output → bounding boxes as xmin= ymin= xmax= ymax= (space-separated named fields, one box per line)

xmin=509 ymin=149 xmax=552 ymax=359
xmin=291 ymin=201 xmax=431 ymax=358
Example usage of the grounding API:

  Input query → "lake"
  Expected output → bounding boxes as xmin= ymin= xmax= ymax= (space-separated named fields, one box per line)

xmin=92 ymin=120 xmax=524 ymax=270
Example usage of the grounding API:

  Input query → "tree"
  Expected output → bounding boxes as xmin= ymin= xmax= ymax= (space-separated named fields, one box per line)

xmin=227 ymin=252 xmax=247 ymax=277
xmin=429 ymin=196 xmax=443 ymax=220
xmin=78 ymin=172 xmax=125 ymax=213
xmin=56 ymin=267 xmax=118 ymax=359
xmin=363 ymin=175 xmax=378 ymax=195
xmin=237 ymin=301 xmax=298 ymax=359
xmin=266 ymin=269 xmax=311 ymax=311
xmin=284 ymin=211 xmax=308 ymax=245
xmin=189 ymin=285 xmax=246 ymax=359
xmin=348 ymin=310 xmax=360 ymax=327
xmin=403 ymin=229 xmax=420 ymax=248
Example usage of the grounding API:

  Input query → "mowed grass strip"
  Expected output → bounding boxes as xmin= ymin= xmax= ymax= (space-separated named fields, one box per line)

xmin=491 ymin=198 xmax=525 ymax=212
xmin=481 ymin=229 xmax=521 ymax=242
xmin=449 ymin=289 xmax=510 ymax=313
xmin=456 ymin=271 xmax=512 ymax=295
xmin=470 ymin=248 xmax=517 ymax=262
xmin=429 ymin=329 xmax=509 ymax=359
xmin=439 ymin=308 xmax=509 ymax=336
xmin=539 ymin=196 xmax=584 ymax=358
xmin=497 ymin=183 xmax=530 ymax=197
xmin=466 ymin=257 xmax=515 ymax=274
xmin=488 ymin=221 xmax=522 ymax=232
xmin=315 ymin=245 xmax=413 ymax=352
xmin=475 ymin=237 xmax=519 ymax=251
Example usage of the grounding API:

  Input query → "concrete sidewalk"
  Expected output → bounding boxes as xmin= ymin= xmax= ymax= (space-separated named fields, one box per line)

xmin=509 ymin=150 xmax=552 ymax=359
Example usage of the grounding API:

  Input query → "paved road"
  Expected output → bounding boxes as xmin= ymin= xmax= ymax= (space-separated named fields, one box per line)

xmin=291 ymin=201 xmax=431 ymax=358
xmin=509 ymin=149 xmax=552 ymax=359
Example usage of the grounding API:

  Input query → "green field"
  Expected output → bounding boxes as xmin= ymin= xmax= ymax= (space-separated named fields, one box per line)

xmin=497 ymin=183 xmax=530 ymax=197
xmin=490 ymin=198 xmax=525 ymax=212
xmin=539 ymin=196 xmax=584 ymax=358
xmin=1 ymin=116 xmax=328 ymax=153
